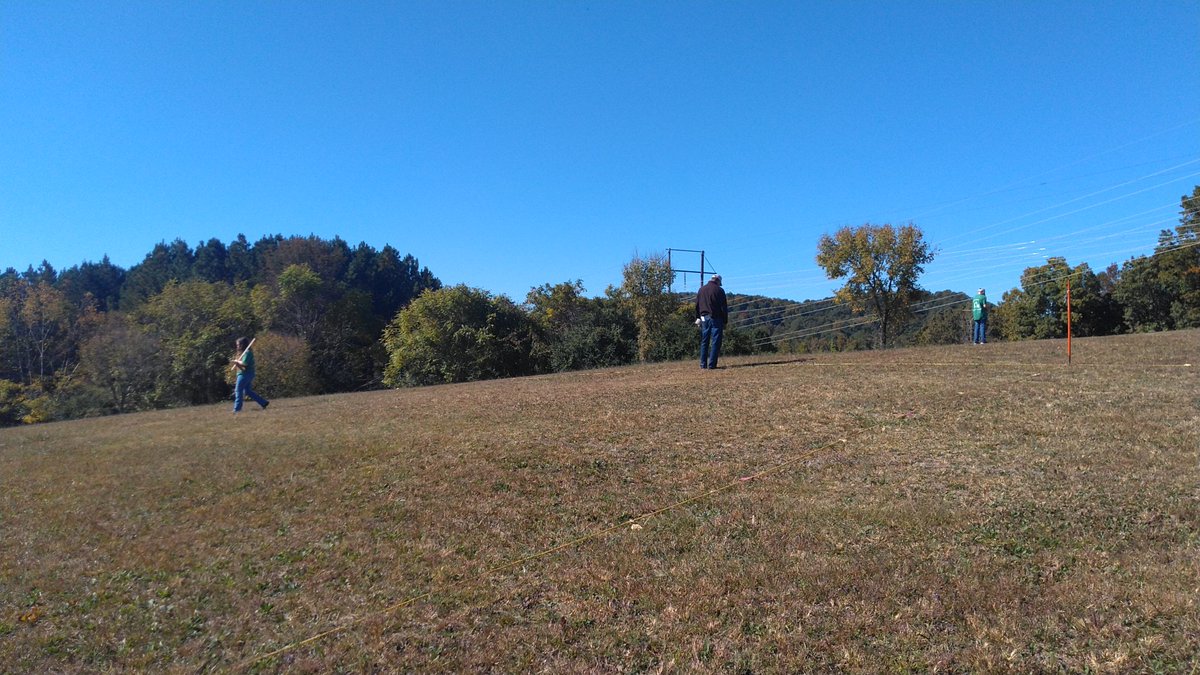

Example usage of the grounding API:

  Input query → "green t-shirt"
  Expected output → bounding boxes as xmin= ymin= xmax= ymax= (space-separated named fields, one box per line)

xmin=972 ymin=294 xmax=988 ymax=321
xmin=240 ymin=348 xmax=256 ymax=378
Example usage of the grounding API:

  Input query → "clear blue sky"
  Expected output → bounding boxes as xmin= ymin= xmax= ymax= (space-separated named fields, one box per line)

xmin=3 ymin=1 xmax=1198 ymax=304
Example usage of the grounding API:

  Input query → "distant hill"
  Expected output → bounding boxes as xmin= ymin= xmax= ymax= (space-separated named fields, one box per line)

xmin=726 ymin=289 xmax=971 ymax=351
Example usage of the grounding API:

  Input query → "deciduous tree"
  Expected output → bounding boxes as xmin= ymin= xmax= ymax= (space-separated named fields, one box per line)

xmin=815 ymin=223 xmax=934 ymax=348
xmin=77 ymin=313 xmax=167 ymax=413
xmin=135 ymin=280 xmax=256 ymax=404
xmin=18 ymin=280 xmax=72 ymax=383
xmin=382 ymin=285 xmax=535 ymax=386
xmin=616 ymin=253 xmax=679 ymax=362
xmin=994 ymin=257 xmax=1114 ymax=339
xmin=225 ymin=331 xmax=319 ymax=398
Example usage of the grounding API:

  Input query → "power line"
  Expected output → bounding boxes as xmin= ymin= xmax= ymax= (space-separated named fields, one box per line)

xmin=937 ymin=161 xmax=1200 ymax=248
xmin=731 ymin=204 xmax=1182 ymax=297
xmin=742 ymin=292 xmax=967 ymax=342
xmin=896 ymin=124 xmax=1200 ymax=225
xmin=726 ymin=190 xmax=1193 ymax=329
xmin=746 ymin=237 xmax=1200 ymax=348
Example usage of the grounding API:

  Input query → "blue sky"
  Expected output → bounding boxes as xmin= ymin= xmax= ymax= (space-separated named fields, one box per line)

xmin=2 ymin=1 xmax=1198 ymax=305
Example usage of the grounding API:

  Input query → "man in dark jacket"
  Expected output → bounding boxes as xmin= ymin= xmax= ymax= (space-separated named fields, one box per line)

xmin=695 ymin=274 xmax=728 ymax=369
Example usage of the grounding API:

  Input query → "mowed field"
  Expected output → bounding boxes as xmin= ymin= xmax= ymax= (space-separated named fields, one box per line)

xmin=2 ymin=331 xmax=1197 ymax=673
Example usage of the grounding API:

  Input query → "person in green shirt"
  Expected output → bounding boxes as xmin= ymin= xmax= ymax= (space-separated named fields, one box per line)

xmin=231 ymin=336 xmax=269 ymax=412
xmin=972 ymin=288 xmax=989 ymax=344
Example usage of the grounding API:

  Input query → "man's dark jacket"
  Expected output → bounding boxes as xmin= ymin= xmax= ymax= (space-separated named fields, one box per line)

xmin=695 ymin=279 xmax=728 ymax=324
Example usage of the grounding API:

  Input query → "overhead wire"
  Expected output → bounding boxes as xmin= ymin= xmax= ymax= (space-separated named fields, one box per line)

xmin=926 ymin=216 xmax=1179 ymax=279
xmin=731 ymin=202 xmax=1181 ymax=296
xmin=939 ymin=171 xmax=1200 ymax=249
xmin=747 ymin=237 xmax=1200 ymax=347
xmin=745 ymin=229 xmax=1200 ymax=342
xmin=896 ymin=120 xmax=1200 ymax=226
xmin=714 ymin=123 xmax=1200 ymax=259
xmin=936 ymin=161 xmax=1200 ymax=248
xmin=712 ymin=124 xmax=1200 ymax=265
xmin=739 ymin=292 xmax=954 ymax=338
xmin=935 ymin=202 xmax=1180 ymax=260
xmin=724 ymin=185 xmax=1190 ymax=302
xmin=673 ymin=124 xmax=1198 ymax=347
xmin=720 ymin=171 xmax=1195 ymax=333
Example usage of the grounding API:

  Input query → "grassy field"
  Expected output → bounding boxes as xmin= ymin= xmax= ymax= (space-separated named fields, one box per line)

xmin=2 ymin=331 xmax=1197 ymax=673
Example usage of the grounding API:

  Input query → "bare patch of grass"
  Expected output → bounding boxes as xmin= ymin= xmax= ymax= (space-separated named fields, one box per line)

xmin=2 ymin=331 xmax=1197 ymax=672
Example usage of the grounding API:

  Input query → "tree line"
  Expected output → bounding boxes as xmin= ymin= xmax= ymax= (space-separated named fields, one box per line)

xmin=760 ymin=186 xmax=1199 ymax=350
xmin=0 ymin=236 xmax=772 ymax=425
xmin=1 ymin=186 xmax=1195 ymax=426
xmin=0 ymin=235 xmax=440 ymax=425
xmin=992 ymin=187 xmax=1199 ymax=339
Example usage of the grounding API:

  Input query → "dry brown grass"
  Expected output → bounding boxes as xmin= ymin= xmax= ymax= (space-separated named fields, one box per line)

xmin=2 ymin=330 xmax=1197 ymax=673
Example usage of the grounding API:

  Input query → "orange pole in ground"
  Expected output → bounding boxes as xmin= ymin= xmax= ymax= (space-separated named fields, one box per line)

xmin=1066 ymin=277 xmax=1072 ymax=365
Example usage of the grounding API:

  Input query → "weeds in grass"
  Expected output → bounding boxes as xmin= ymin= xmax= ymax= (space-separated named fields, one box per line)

xmin=1 ymin=331 xmax=1197 ymax=672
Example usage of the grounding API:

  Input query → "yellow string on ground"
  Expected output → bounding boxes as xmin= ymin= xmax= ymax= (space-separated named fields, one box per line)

xmin=235 ymin=431 xmax=860 ymax=670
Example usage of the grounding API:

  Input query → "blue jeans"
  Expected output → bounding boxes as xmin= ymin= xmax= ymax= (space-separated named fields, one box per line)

xmin=699 ymin=316 xmax=725 ymax=369
xmin=234 ymin=372 xmax=268 ymax=412
xmin=973 ymin=319 xmax=987 ymax=344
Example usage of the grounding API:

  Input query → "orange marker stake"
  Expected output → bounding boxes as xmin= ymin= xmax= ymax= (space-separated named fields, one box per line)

xmin=1066 ymin=277 xmax=1072 ymax=365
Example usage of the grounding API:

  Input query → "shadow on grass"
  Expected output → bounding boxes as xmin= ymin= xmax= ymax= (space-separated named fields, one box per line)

xmin=727 ymin=357 xmax=814 ymax=369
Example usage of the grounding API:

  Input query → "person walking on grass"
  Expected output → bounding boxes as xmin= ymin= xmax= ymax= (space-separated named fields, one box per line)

xmin=696 ymin=274 xmax=728 ymax=369
xmin=231 ymin=336 xmax=269 ymax=413
xmin=972 ymin=288 xmax=989 ymax=344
